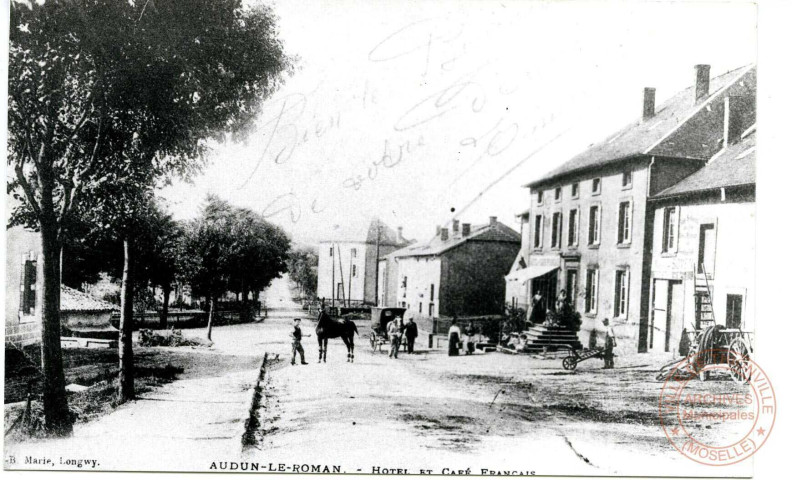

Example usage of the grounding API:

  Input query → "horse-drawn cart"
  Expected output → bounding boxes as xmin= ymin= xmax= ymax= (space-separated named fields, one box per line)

xmin=369 ymin=307 xmax=406 ymax=352
xmin=657 ymin=324 xmax=754 ymax=384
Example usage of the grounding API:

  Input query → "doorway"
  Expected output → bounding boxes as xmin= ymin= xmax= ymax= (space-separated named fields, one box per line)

xmin=651 ymin=279 xmax=684 ymax=352
xmin=698 ymin=224 xmax=716 ymax=276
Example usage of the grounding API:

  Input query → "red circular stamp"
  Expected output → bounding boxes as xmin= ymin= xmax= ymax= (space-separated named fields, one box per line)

xmin=659 ymin=348 xmax=776 ymax=466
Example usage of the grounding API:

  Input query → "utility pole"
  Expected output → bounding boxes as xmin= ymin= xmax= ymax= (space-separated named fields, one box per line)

xmin=374 ymin=221 xmax=381 ymax=306
xmin=331 ymin=243 xmax=335 ymax=309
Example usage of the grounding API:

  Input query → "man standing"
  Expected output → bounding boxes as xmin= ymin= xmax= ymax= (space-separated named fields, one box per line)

xmin=602 ymin=318 xmax=616 ymax=369
xmin=405 ymin=318 xmax=418 ymax=354
xmin=291 ymin=318 xmax=309 ymax=366
xmin=387 ymin=316 xmax=402 ymax=359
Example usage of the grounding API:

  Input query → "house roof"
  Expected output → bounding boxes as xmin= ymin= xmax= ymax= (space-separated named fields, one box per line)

xmin=321 ymin=218 xmax=412 ymax=247
xmin=525 ymin=65 xmax=756 ymax=188
xmin=61 ymin=285 xmax=118 ymax=313
xmin=393 ymin=220 xmax=520 ymax=258
xmin=653 ymin=127 xmax=756 ymax=198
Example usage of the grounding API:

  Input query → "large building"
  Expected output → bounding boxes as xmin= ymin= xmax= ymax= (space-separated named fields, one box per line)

xmin=647 ymin=123 xmax=755 ymax=354
xmin=382 ymin=217 xmax=520 ymax=328
xmin=317 ymin=219 xmax=411 ymax=306
xmin=508 ymin=64 xmax=756 ymax=352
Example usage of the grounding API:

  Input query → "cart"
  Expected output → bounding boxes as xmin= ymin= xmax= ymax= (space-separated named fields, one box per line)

xmin=369 ymin=307 xmax=407 ymax=352
xmin=561 ymin=347 xmax=606 ymax=371
xmin=656 ymin=324 xmax=754 ymax=384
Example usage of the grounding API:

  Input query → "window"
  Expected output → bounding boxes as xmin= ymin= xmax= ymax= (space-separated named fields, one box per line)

xmin=585 ymin=268 xmax=599 ymax=314
xmin=429 ymin=303 xmax=435 ymax=317
xmin=567 ymin=208 xmax=579 ymax=247
xmin=419 ymin=302 xmax=423 ymax=313
xmin=726 ymin=294 xmax=743 ymax=329
xmin=592 ymin=178 xmax=601 ymax=195
xmin=551 ymin=212 xmax=563 ymax=248
xmin=662 ymin=207 xmax=678 ymax=253
xmin=537 ymin=190 xmax=544 ymax=205
xmin=329 ymin=247 xmax=333 ymax=257
xmin=588 ymin=205 xmax=600 ymax=245
xmin=430 ymin=284 xmax=435 ymax=301
xmin=533 ymin=215 xmax=544 ymax=249
xmin=571 ymin=183 xmax=579 ymax=198
xmin=622 ymin=170 xmax=633 ymax=188
xmin=554 ymin=187 xmax=562 ymax=202
xmin=351 ymin=248 xmax=357 ymax=258
xmin=566 ymin=269 xmax=578 ymax=307
xmin=20 ymin=260 xmax=37 ymax=316
xmin=617 ymin=201 xmax=632 ymax=244
xmin=352 ymin=265 xmax=357 ymax=277
xmin=614 ymin=270 xmax=629 ymax=317
xmin=402 ymin=276 xmax=407 ymax=297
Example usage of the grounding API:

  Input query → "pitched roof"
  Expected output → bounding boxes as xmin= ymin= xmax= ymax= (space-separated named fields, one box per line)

xmin=321 ymin=218 xmax=412 ymax=247
xmin=393 ymin=220 xmax=520 ymax=258
xmin=61 ymin=285 xmax=118 ymax=313
xmin=525 ymin=65 xmax=756 ymax=188
xmin=653 ymin=127 xmax=756 ymax=198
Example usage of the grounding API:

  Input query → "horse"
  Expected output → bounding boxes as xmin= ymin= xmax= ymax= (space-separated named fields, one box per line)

xmin=315 ymin=310 xmax=359 ymax=363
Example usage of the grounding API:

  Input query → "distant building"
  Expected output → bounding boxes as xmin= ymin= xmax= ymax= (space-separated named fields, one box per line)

xmin=384 ymin=217 xmax=520 ymax=326
xmin=317 ymin=219 xmax=411 ymax=306
xmin=647 ymin=124 xmax=755 ymax=354
xmin=510 ymin=64 xmax=756 ymax=352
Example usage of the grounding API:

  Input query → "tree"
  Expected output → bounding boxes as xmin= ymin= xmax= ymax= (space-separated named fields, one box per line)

xmin=7 ymin=0 xmax=291 ymax=433
xmin=287 ymin=247 xmax=319 ymax=300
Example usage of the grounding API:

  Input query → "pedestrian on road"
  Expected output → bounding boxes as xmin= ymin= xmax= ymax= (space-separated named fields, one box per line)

xmin=405 ymin=318 xmax=418 ymax=354
xmin=464 ymin=322 xmax=476 ymax=355
xmin=291 ymin=318 xmax=310 ymax=366
xmin=448 ymin=319 xmax=461 ymax=356
xmin=602 ymin=318 xmax=616 ymax=369
xmin=387 ymin=316 xmax=402 ymax=359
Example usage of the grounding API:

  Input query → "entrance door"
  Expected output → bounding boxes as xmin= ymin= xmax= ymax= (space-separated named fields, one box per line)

xmin=698 ymin=224 xmax=716 ymax=276
xmin=565 ymin=269 xmax=578 ymax=310
xmin=651 ymin=280 xmax=668 ymax=352
xmin=667 ymin=281 xmax=684 ymax=353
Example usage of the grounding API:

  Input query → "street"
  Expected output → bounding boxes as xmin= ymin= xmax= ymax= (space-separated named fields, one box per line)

xmin=5 ymin=276 xmax=753 ymax=476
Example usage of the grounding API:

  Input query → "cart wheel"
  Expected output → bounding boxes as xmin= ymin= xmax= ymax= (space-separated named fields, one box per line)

xmin=369 ymin=333 xmax=376 ymax=351
xmin=728 ymin=337 xmax=752 ymax=384
xmin=562 ymin=356 xmax=577 ymax=371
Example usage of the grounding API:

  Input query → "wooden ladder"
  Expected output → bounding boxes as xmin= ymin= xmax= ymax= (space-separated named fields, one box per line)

xmin=694 ymin=263 xmax=716 ymax=329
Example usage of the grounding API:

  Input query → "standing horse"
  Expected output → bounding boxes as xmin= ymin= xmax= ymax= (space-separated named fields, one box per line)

xmin=316 ymin=310 xmax=359 ymax=362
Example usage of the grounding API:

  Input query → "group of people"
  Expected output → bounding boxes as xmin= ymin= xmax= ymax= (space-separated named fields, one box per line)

xmin=386 ymin=316 xmax=419 ymax=359
xmin=447 ymin=319 xmax=478 ymax=356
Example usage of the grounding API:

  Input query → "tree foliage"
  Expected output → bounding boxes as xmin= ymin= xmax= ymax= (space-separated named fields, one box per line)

xmin=287 ymin=247 xmax=318 ymax=300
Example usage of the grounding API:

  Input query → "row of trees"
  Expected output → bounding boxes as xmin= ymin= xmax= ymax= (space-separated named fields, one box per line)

xmin=287 ymin=247 xmax=318 ymax=301
xmin=7 ymin=0 xmax=292 ymax=435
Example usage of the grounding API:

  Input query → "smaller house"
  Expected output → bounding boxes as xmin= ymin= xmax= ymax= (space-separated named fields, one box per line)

xmin=382 ymin=217 xmax=520 ymax=332
xmin=60 ymin=285 xmax=119 ymax=347
xmin=647 ymin=121 xmax=755 ymax=355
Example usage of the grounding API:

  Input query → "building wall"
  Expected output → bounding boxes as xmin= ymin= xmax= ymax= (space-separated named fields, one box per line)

xmin=5 ymin=227 xmax=43 ymax=346
xmin=364 ymin=244 xmax=402 ymax=305
xmin=377 ymin=256 xmax=402 ymax=307
xmin=441 ymin=240 xmax=519 ymax=317
xmin=396 ymin=256 xmax=442 ymax=322
xmin=649 ymin=191 xmax=755 ymax=356
xmin=317 ymin=241 xmax=368 ymax=304
xmin=526 ymin=159 xmax=652 ymax=351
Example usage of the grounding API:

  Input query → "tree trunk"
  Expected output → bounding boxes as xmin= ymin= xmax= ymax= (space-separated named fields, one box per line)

xmin=39 ymin=220 xmax=73 ymax=436
xmin=159 ymin=283 xmax=171 ymax=329
xmin=206 ymin=295 xmax=216 ymax=340
xmin=118 ymin=238 xmax=135 ymax=403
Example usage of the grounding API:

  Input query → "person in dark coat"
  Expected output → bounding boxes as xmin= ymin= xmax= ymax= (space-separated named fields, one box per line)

xmin=448 ymin=318 xmax=461 ymax=356
xmin=464 ymin=322 xmax=476 ymax=355
xmin=529 ymin=292 xmax=546 ymax=324
xmin=405 ymin=318 xmax=419 ymax=354
xmin=291 ymin=318 xmax=309 ymax=365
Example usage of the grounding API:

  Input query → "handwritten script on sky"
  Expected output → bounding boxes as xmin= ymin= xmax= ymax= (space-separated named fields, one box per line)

xmin=162 ymin=0 xmax=756 ymax=245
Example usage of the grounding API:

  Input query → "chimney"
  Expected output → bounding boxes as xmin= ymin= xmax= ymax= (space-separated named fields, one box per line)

xmin=694 ymin=64 xmax=711 ymax=103
xmin=489 ymin=216 xmax=497 ymax=226
xmin=452 ymin=219 xmax=460 ymax=234
xmin=436 ymin=225 xmax=441 ymax=236
xmin=440 ymin=228 xmax=449 ymax=241
xmin=724 ymin=95 xmax=750 ymax=146
xmin=397 ymin=226 xmax=404 ymax=242
xmin=642 ymin=87 xmax=656 ymax=121
xmin=462 ymin=223 xmax=471 ymax=237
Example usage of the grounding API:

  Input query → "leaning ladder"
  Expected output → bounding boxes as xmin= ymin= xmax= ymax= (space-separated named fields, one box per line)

xmin=694 ymin=262 xmax=716 ymax=329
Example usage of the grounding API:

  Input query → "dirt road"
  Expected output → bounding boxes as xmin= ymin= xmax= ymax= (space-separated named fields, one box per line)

xmin=247 ymin=278 xmax=753 ymax=477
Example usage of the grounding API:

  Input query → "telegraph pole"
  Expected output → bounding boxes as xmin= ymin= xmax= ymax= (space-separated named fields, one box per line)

xmin=374 ymin=221 xmax=381 ymax=306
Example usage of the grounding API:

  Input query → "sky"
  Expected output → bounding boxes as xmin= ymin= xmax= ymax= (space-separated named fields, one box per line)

xmin=160 ymin=0 xmax=757 ymax=247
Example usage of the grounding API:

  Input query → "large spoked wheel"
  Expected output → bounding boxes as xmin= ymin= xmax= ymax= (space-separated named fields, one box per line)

xmin=369 ymin=332 xmax=376 ymax=351
xmin=728 ymin=337 xmax=752 ymax=384
xmin=562 ymin=356 xmax=577 ymax=371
